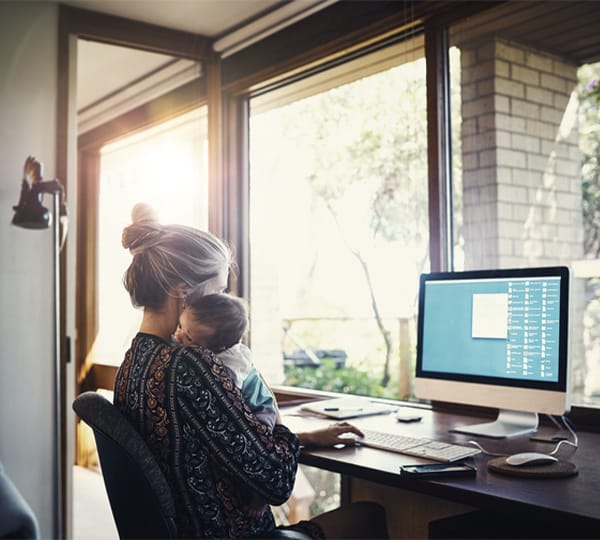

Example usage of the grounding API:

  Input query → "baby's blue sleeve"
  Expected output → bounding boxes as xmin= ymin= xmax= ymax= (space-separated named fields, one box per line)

xmin=241 ymin=367 xmax=276 ymax=428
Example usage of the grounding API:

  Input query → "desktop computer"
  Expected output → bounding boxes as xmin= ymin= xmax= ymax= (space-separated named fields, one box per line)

xmin=414 ymin=266 xmax=571 ymax=438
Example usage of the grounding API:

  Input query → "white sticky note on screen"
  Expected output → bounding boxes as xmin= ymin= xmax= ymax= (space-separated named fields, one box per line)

xmin=472 ymin=293 xmax=508 ymax=339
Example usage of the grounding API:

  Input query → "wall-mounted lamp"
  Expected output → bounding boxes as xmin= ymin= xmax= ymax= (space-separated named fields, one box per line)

xmin=11 ymin=156 xmax=67 ymax=540
xmin=12 ymin=155 xmax=68 ymax=242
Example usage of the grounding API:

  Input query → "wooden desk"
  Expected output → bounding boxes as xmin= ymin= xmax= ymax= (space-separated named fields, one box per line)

xmin=282 ymin=404 xmax=600 ymax=538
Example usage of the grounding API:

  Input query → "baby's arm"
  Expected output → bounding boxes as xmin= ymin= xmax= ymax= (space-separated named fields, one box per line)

xmin=258 ymin=371 xmax=282 ymax=424
xmin=219 ymin=343 xmax=280 ymax=427
xmin=241 ymin=367 xmax=278 ymax=429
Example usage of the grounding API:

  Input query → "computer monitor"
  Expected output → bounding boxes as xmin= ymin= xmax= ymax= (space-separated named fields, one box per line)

xmin=414 ymin=266 xmax=571 ymax=438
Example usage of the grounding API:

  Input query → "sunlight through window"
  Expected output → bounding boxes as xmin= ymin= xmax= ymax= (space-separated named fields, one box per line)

xmin=249 ymin=39 xmax=428 ymax=399
xmin=91 ymin=108 xmax=208 ymax=366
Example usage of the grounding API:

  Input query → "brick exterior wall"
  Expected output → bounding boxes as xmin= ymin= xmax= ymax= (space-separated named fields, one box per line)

xmin=460 ymin=37 xmax=582 ymax=269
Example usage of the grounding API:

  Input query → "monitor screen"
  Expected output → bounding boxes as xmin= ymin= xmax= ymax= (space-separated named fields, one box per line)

xmin=414 ymin=266 xmax=570 ymax=438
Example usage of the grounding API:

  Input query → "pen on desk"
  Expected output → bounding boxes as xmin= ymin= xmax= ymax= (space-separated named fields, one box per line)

xmin=324 ymin=407 xmax=363 ymax=411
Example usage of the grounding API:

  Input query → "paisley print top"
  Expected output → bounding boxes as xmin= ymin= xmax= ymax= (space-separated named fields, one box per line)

xmin=114 ymin=333 xmax=302 ymax=539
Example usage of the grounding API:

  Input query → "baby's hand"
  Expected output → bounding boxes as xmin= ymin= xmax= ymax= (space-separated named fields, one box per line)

xmin=173 ymin=324 xmax=187 ymax=345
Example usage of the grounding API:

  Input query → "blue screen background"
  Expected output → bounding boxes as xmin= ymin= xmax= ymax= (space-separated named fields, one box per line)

xmin=421 ymin=277 xmax=560 ymax=383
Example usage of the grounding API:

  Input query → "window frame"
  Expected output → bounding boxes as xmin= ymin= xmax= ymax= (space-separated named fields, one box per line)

xmin=58 ymin=5 xmax=210 ymax=397
xmin=57 ymin=0 xmax=600 ymax=423
xmin=218 ymin=4 xmax=600 ymax=422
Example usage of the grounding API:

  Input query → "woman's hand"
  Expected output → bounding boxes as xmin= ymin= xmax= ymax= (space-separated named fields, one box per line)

xmin=296 ymin=421 xmax=364 ymax=448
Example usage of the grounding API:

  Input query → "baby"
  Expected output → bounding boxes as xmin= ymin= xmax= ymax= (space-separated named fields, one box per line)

xmin=174 ymin=292 xmax=277 ymax=430
xmin=174 ymin=292 xmax=277 ymax=518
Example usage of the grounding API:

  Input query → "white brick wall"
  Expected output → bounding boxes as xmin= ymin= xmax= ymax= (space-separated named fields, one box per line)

xmin=460 ymin=37 xmax=582 ymax=269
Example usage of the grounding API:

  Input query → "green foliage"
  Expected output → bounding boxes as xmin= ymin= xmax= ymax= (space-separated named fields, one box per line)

xmin=283 ymin=359 xmax=397 ymax=398
xmin=583 ymin=77 xmax=600 ymax=104
xmin=579 ymin=63 xmax=600 ymax=258
xmin=306 ymin=62 xmax=430 ymax=249
xmin=579 ymin=62 xmax=600 ymax=398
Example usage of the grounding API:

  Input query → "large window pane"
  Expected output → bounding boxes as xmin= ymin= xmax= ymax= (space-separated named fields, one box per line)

xmin=449 ymin=2 xmax=600 ymax=407
xmin=92 ymin=108 xmax=208 ymax=366
xmin=249 ymin=37 xmax=427 ymax=400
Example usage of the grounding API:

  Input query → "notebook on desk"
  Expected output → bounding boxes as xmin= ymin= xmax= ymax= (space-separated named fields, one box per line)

xmin=300 ymin=397 xmax=396 ymax=419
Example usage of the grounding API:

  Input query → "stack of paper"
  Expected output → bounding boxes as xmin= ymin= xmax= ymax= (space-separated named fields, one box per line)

xmin=300 ymin=397 xmax=397 ymax=419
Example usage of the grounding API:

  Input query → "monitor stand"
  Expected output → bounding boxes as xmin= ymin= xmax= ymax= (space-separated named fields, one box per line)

xmin=450 ymin=409 xmax=539 ymax=439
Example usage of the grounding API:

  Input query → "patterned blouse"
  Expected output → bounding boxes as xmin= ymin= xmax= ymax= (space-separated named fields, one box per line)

xmin=114 ymin=333 xmax=304 ymax=538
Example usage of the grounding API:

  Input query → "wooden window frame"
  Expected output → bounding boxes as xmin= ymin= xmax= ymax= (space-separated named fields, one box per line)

xmin=58 ymin=0 xmax=600 ymax=432
xmin=58 ymin=6 xmax=211 ymax=394
xmin=216 ymin=0 xmax=600 ymax=426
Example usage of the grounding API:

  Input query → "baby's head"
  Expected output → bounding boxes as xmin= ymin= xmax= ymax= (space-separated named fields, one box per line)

xmin=175 ymin=293 xmax=248 ymax=353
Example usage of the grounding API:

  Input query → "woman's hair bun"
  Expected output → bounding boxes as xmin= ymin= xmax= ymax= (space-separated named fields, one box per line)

xmin=131 ymin=202 xmax=160 ymax=225
xmin=122 ymin=202 xmax=162 ymax=252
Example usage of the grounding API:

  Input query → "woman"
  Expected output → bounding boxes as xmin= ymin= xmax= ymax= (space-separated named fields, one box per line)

xmin=114 ymin=203 xmax=388 ymax=539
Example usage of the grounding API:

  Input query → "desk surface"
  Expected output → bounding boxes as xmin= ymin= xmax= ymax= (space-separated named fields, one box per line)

xmin=282 ymin=403 xmax=600 ymax=525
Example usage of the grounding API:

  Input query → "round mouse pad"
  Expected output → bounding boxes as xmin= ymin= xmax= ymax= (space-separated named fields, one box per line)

xmin=487 ymin=457 xmax=578 ymax=478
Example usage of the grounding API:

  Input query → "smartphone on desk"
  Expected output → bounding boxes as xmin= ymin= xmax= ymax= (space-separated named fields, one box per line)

xmin=400 ymin=462 xmax=477 ymax=479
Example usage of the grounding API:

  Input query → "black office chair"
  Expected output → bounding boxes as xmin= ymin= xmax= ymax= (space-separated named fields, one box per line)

xmin=73 ymin=391 xmax=313 ymax=540
xmin=72 ymin=391 xmax=177 ymax=539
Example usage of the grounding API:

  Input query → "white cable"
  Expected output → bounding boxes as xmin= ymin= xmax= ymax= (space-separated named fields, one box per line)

xmin=546 ymin=413 xmax=563 ymax=430
xmin=467 ymin=415 xmax=578 ymax=457
xmin=467 ymin=440 xmax=507 ymax=457
xmin=547 ymin=415 xmax=578 ymax=456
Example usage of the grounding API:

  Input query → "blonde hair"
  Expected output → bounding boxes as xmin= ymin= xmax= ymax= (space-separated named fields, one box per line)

xmin=122 ymin=203 xmax=232 ymax=309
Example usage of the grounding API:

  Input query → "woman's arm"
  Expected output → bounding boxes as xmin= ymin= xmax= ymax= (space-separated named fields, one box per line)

xmin=174 ymin=347 xmax=299 ymax=505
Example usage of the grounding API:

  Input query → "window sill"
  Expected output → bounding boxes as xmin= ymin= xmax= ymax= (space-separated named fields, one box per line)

xmin=272 ymin=385 xmax=600 ymax=432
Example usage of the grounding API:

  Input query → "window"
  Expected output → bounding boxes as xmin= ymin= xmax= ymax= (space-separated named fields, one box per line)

xmin=449 ymin=2 xmax=600 ymax=407
xmin=90 ymin=108 xmax=208 ymax=366
xmin=249 ymin=36 xmax=428 ymax=399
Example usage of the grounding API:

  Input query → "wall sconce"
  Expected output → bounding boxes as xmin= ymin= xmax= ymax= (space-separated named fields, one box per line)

xmin=11 ymin=156 xmax=67 ymax=539
xmin=12 ymin=155 xmax=68 ymax=244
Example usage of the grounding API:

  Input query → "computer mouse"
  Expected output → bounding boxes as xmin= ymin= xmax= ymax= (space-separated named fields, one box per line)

xmin=505 ymin=452 xmax=558 ymax=467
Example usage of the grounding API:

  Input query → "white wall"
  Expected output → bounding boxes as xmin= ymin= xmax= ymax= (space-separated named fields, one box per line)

xmin=0 ymin=2 xmax=59 ymax=537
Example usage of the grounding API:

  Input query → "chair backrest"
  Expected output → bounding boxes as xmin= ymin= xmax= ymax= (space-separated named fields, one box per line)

xmin=73 ymin=391 xmax=177 ymax=539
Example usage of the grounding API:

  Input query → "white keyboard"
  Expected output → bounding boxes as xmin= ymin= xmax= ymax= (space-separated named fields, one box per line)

xmin=358 ymin=429 xmax=481 ymax=462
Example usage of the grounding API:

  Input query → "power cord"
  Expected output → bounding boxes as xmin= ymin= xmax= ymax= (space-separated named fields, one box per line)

xmin=467 ymin=440 xmax=506 ymax=457
xmin=547 ymin=414 xmax=563 ymax=430
xmin=467 ymin=415 xmax=578 ymax=457
xmin=547 ymin=415 xmax=578 ymax=456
